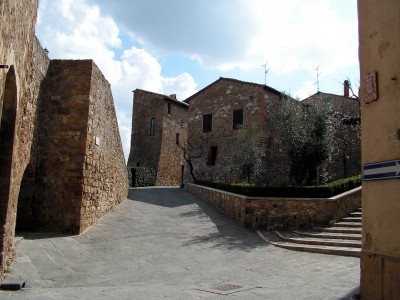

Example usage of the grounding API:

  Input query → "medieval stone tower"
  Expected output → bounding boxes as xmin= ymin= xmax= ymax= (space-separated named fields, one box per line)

xmin=0 ymin=0 xmax=128 ymax=278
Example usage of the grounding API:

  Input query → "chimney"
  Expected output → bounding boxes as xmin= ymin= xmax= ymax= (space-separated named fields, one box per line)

xmin=169 ymin=94 xmax=177 ymax=100
xmin=344 ymin=80 xmax=350 ymax=97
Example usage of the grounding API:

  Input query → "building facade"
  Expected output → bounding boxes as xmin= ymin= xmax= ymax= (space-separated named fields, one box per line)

xmin=183 ymin=77 xmax=288 ymax=185
xmin=0 ymin=0 xmax=127 ymax=278
xmin=302 ymin=84 xmax=361 ymax=181
xmin=128 ymin=89 xmax=188 ymax=186
xmin=358 ymin=0 xmax=400 ymax=298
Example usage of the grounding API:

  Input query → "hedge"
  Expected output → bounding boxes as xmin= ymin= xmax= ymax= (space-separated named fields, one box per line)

xmin=131 ymin=167 xmax=157 ymax=187
xmin=194 ymin=175 xmax=361 ymax=198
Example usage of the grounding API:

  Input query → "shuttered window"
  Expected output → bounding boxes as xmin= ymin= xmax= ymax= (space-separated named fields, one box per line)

xmin=233 ymin=109 xmax=243 ymax=130
xmin=203 ymin=113 xmax=212 ymax=133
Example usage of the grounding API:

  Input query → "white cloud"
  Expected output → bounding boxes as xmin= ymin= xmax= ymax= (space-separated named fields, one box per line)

xmin=294 ymin=80 xmax=317 ymax=99
xmin=90 ymin=0 xmax=358 ymax=75
xmin=36 ymin=0 xmax=198 ymax=160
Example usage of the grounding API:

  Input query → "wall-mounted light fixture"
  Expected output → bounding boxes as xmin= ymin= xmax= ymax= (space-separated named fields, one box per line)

xmin=178 ymin=119 xmax=184 ymax=128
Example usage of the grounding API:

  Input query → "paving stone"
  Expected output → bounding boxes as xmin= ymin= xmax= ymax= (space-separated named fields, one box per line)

xmin=3 ymin=187 xmax=360 ymax=299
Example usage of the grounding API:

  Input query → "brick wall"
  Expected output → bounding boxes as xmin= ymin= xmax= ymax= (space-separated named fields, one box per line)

xmin=0 ymin=0 xmax=40 ymax=276
xmin=185 ymin=78 xmax=288 ymax=185
xmin=157 ymin=99 xmax=187 ymax=186
xmin=302 ymin=92 xmax=361 ymax=181
xmin=187 ymin=183 xmax=361 ymax=230
xmin=128 ymin=90 xmax=188 ymax=186
xmin=128 ymin=90 xmax=164 ymax=170
xmin=35 ymin=60 xmax=128 ymax=234
xmin=82 ymin=61 xmax=128 ymax=231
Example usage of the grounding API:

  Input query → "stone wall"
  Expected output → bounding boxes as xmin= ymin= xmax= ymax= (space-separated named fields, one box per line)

xmin=82 ymin=61 xmax=128 ymax=231
xmin=187 ymin=183 xmax=361 ymax=230
xmin=302 ymin=92 xmax=361 ymax=181
xmin=184 ymin=78 xmax=288 ymax=185
xmin=157 ymin=99 xmax=187 ymax=186
xmin=128 ymin=90 xmax=188 ymax=186
xmin=0 ymin=0 xmax=40 ymax=276
xmin=0 ymin=1 xmax=128 ymax=278
xmin=128 ymin=90 xmax=164 ymax=170
xmin=35 ymin=60 xmax=128 ymax=234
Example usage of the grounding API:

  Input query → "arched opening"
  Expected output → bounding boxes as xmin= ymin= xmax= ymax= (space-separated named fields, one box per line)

xmin=0 ymin=66 xmax=17 ymax=265
xmin=16 ymin=164 xmax=36 ymax=232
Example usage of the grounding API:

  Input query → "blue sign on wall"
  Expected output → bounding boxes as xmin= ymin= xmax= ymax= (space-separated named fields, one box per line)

xmin=363 ymin=160 xmax=400 ymax=181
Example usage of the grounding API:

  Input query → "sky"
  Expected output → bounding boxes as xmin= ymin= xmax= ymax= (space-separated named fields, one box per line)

xmin=35 ymin=0 xmax=360 ymax=161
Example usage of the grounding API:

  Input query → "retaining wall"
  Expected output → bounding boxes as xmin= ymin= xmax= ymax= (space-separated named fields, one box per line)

xmin=187 ymin=183 xmax=361 ymax=230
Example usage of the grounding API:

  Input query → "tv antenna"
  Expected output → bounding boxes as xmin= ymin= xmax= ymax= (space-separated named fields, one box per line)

xmin=313 ymin=65 xmax=322 ymax=91
xmin=262 ymin=62 xmax=270 ymax=86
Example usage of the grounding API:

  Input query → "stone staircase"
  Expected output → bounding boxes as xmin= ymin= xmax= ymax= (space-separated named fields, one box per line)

xmin=258 ymin=208 xmax=362 ymax=257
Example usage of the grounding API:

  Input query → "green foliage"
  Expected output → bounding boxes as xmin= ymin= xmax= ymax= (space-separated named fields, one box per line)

xmin=231 ymin=125 xmax=265 ymax=184
xmin=194 ymin=175 xmax=361 ymax=198
xmin=131 ymin=167 xmax=157 ymax=187
xmin=267 ymin=95 xmax=333 ymax=185
xmin=127 ymin=167 xmax=133 ymax=187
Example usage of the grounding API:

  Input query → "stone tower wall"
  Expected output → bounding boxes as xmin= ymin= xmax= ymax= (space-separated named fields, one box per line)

xmin=128 ymin=90 xmax=164 ymax=170
xmin=0 ymin=0 xmax=40 ymax=275
xmin=81 ymin=61 xmax=128 ymax=231
xmin=157 ymin=100 xmax=188 ymax=186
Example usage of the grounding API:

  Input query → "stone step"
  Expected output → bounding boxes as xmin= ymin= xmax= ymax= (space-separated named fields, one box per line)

xmin=334 ymin=222 xmax=362 ymax=228
xmin=342 ymin=217 xmax=362 ymax=222
xmin=293 ymin=230 xmax=362 ymax=241
xmin=314 ymin=227 xmax=362 ymax=234
xmin=357 ymin=208 xmax=362 ymax=212
xmin=349 ymin=212 xmax=362 ymax=217
xmin=275 ymin=231 xmax=361 ymax=248
xmin=258 ymin=232 xmax=360 ymax=258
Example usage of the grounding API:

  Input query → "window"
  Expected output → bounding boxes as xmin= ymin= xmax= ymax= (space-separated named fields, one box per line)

xmin=176 ymin=133 xmax=179 ymax=145
xmin=233 ymin=109 xmax=243 ymax=129
xmin=203 ymin=113 xmax=212 ymax=133
xmin=150 ymin=118 xmax=156 ymax=136
xmin=207 ymin=146 xmax=218 ymax=165
xmin=168 ymin=103 xmax=171 ymax=114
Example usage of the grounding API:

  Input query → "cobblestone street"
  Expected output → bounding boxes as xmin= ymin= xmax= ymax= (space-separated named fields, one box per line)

xmin=1 ymin=187 xmax=360 ymax=299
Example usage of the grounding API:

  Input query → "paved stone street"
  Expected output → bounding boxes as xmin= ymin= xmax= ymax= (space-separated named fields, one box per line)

xmin=1 ymin=187 xmax=360 ymax=299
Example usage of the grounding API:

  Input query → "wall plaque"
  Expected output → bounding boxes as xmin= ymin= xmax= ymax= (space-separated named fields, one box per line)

xmin=363 ymin=71 xmax=378 ymax=104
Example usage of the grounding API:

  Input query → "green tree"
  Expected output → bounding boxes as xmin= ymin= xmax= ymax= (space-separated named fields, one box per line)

xmin=231 ymin=125 xmax=266 ymax=184
xmin=268 ymin=94 xmax=333 ymax=185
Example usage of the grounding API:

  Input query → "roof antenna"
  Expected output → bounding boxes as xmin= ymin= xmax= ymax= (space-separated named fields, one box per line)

xmin=313 ymin=65 xmax=322 ymax=92
xmin=262 ymin=62 xmax=270 ymax=86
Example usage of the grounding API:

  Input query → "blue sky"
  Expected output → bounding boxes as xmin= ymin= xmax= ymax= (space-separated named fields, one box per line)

xmin=35 ymin=0 xmax=359 ymax=161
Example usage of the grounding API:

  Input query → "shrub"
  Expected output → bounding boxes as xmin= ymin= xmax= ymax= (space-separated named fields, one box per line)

xmin=131 ymin=167 xmax=157 ymax=187
xmin=194 ymin=175 xmax=361 ymax=198
xmin=127 ymin=167 xmax=133 ymax=187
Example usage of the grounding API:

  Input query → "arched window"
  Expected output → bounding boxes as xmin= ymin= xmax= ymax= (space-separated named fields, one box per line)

xmin=150 ymin=118 xmax=156 ymax=136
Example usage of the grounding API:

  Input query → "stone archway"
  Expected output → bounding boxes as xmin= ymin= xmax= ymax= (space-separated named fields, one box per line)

xmin=16 ymin=163 xmax=36 ymax=232
xmin=0 ymin=66 xmax=17 ymax=270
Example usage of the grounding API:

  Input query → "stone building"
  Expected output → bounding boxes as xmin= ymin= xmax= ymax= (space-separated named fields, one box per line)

xmin=183 ymin=77 xmax=288 ymax=185
xmin=0 ymin=0 xmax=127 ymax=278
xmin=302 ymin=82 xmax=361 ymax=181
xmin=358 ymin=0 xmax=400 ymax=298
xmin=127 ymin=89 xmax=188 ymax=186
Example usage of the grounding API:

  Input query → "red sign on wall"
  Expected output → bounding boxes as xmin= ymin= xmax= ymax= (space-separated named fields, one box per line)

xmin=363 ymin=71 xmax=378 ymax=104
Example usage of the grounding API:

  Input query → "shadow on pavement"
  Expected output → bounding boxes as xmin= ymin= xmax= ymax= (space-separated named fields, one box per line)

xmin=128 ymin=186 xmax=271 ymax=252
xmin=15 ymin=231 xmax=69 ymax=240
xmin=127 ymin=187 xmax=197 ymax=208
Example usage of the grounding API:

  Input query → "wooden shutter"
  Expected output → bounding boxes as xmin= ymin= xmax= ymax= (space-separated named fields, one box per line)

xmin=203 ymin=114 xmax=212 ymax=133
xmin=233 ymin=109 xmax=243 ymax=129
